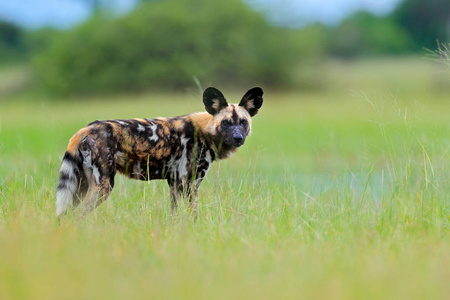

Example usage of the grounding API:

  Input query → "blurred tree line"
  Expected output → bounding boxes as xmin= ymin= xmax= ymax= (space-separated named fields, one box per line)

xmin=32 ymin=0 xmax=304 ymax=94
xmin=0 ymin=0 xmax=448 ymax=95
xmin=0 ymin=21 xmax=27 ymax=63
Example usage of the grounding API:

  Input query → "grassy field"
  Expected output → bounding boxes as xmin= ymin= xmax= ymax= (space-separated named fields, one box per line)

xmin=0 ymin=58 xmax=449 ymax=299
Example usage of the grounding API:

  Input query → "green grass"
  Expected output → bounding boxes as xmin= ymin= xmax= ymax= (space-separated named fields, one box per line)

xmin=0 ymin=58 xmax=449 ymax=299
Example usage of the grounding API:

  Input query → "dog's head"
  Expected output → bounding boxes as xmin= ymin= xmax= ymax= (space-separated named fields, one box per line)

xmin=203 ymin=87 xmax=263 ymax=148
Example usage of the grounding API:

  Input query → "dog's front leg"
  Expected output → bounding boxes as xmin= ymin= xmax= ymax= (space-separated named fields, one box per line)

xmin=169 ymin=182 xmax=181 ymax=216
xmin=188 ymin=177 xmax=204 ymax=219
xmin=168 ymin=177 xmax=186 ymax=218
xmin=168 ymin=178 xmax=200 ymax=219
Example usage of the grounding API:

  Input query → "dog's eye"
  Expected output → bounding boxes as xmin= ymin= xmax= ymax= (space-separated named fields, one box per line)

xmin=221 ymin=120 xmax=230 ymax=126
xmin=240 ymin=119 xmax=248 ymax=126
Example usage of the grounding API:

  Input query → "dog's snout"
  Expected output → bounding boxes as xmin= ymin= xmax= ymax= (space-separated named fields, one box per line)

xmin=233 ymin=134 xmax=243 ymax=143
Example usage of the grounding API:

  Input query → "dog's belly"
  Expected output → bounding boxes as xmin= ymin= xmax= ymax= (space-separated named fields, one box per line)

xmin=114 ymin=150 xmax=166 ymax=180
xmin=114 ymin=139 xmax=189 ymax=181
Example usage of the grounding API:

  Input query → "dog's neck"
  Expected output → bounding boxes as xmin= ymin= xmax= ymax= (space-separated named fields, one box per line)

xmin=185 ymin=112 xmax=238 ymax=160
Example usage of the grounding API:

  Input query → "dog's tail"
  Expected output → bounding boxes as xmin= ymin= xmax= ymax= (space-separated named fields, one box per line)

xmin=55 ymin=128 xmax=89 ymax=217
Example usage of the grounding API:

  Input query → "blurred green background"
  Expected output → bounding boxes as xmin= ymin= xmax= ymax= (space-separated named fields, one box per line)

xmin=0 ymin=0 xmax=449 ymax=96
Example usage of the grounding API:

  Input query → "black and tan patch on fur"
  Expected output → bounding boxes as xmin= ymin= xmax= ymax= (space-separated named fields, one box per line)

xmin=56 ymin=87 xmax=264 ymax=217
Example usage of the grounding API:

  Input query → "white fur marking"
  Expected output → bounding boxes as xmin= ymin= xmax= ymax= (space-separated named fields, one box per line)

xmin=148 ymin=123 xmax=159 ymax=142
xmin=81 ymin=150 xmax=92 ymax=167
xmin=60 ymin=160 xmax=75 ymax=177
xmin=177 ymin=135 xmax=190 ymax=178
xmin=133 ymin=162 xmax=142 ymax=177
xmin=114 ymin=151 xmax=125 ymax=159
xmin=212 ymin=99 xmax=220 ymax=111
xmin=208 ymin=123 xmax=217 ymax=135
xmin=194 ymin=177 xmax=202 ymax=188
xmin=246 ymin=101 xmax=255 ymax=109
xmin=56 ymin=188 xmax=74 ymax=216
xmin=92 ymin=165 xmax=101 ymax=185
xmin=137 ymin=124 xmax=145 ymax=132
xmin=205 ymin=150 xmax=212 ymax=165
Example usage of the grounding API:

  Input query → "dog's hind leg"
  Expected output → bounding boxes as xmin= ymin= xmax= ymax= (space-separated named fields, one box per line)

xmin=79 ymin=136 xmax=116 ymax=214
xmin=82 ymin=178 xmax=113 ymax=213
xmin=71 ymin=171 xmax=89 ymax=209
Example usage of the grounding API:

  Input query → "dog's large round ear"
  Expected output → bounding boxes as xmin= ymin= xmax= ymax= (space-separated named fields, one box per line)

xmin=203 ymin=87 xmax=229 ymax=115
xmin=239 ymin=87 xmax=263 ymax=117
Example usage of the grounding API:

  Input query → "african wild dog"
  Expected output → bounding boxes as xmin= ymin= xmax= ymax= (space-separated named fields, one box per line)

xmin=56 ymin=87 xmax=263 ymax=217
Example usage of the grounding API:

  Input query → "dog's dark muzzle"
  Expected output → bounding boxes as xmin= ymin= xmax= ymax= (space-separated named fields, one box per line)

xmin=228 ymin=127 xmax=245 ymax=147
xmin=233 ymin=134 xmax=244 ymax=147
